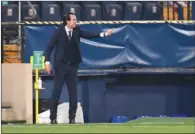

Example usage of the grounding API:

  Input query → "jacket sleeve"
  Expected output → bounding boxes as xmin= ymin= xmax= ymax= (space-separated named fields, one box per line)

xmin=78 ymin=27 xmax=102 ymax=39
xmin=44 ymin=27 xmax=60 ymax=62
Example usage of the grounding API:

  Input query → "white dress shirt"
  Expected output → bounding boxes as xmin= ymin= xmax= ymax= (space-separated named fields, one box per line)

xmin=65 ymin=26 xmax=73 ymax=37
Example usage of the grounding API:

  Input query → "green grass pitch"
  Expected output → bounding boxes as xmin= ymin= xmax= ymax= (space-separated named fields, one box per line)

xmin=2 ymin=117 xmax=195 ymax=133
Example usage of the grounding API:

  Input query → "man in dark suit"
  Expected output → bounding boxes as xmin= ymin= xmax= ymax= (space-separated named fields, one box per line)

xmin=44 ymin=12 xmax=113 ymax=124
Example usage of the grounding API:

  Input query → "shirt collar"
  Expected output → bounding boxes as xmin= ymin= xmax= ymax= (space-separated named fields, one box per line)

xmin=65 ymin=26 xmax=73 ymax=32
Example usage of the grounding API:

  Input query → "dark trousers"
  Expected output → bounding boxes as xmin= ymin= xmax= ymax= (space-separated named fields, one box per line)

xmin=50 ymin=63 xmax=78 ymax=120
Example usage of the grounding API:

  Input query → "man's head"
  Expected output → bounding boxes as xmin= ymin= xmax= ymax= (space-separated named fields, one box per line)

xmin=63 ymin=12 xmax=77 ymax=29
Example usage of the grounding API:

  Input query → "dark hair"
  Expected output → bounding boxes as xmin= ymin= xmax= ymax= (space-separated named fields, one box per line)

xmin=62 ymin=12 xmax=75 ymax=25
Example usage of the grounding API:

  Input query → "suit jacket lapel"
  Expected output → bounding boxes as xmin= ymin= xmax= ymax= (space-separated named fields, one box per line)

xmin=62 ymin=26 xmax=69 ymax=42
xmin=70 ymin=29 xmax=76 ymax=42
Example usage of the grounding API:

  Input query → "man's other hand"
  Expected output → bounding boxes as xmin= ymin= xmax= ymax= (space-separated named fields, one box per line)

xmin=105 ymin=29 xmax=114 ymax=37
xmin=45 ymin=63 xmax=52 ymax=75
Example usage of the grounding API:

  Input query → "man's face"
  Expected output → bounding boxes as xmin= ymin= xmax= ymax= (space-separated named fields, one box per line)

xmin=67 ymin=14 xmax=77 ymax=28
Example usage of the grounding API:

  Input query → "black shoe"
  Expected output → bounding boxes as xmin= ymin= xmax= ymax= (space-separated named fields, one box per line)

xmin=69 ymin=119 xmax=76 ymax=124
xmin=50 ymin=119 xmax=58 ymax=124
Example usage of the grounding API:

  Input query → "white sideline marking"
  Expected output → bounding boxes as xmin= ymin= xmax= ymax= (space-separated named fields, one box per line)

xmin=140 ymin=122 xmax=186 ymax=125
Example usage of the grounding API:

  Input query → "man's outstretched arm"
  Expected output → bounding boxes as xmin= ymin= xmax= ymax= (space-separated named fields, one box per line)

xmin=79 ymin=27 xmax=113 ymax=39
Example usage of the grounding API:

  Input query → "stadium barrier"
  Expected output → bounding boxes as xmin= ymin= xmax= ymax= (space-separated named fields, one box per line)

xmin=24 ymin=21 xmax=195 ymax=69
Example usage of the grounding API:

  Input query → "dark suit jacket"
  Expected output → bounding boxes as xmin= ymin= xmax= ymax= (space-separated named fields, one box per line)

xmin=44 ymin=25 xmax=102 ymax=70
